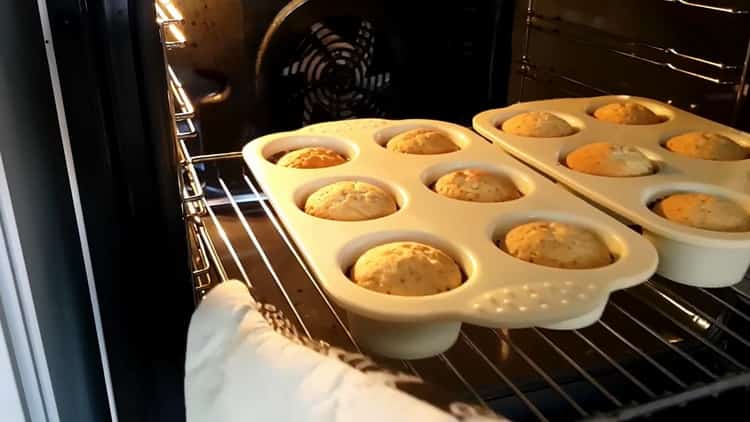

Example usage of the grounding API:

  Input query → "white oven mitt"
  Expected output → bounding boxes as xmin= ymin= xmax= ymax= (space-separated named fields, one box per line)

xmin=185 ymin=280 xmax=503 ymax=422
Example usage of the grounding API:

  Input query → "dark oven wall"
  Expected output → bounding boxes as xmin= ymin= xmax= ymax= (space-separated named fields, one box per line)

xmin=507 ymin=0 xmax=750 ymax=130
xmin=167 ymin=0 xmax=515 ymax=154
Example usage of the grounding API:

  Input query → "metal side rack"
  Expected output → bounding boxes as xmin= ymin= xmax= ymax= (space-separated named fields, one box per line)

xmin=175 ymin=150 xmax=750 ymax=421
xmin=513 ymin=0 xmax=750 ymax=125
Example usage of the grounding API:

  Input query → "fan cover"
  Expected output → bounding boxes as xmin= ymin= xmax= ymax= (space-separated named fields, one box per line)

xmin=280 ymin=18 xmax=393 ymax=126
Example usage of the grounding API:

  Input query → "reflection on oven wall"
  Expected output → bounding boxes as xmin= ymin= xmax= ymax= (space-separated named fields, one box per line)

xmin=166 ymin=0 xmax=515 ymax=154
xmin=507 ymin=0 xmax=750 ymax=130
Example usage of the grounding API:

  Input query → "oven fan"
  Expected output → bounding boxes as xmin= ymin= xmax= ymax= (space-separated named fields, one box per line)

xmin=280 ymin=18 xmax=391 ymax=126
xmin=256 ymin=0 xmax=400 ymax=131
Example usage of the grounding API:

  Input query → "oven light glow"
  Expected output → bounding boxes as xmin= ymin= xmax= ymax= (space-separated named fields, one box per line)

xmin=156 ymin=0 xmax=184 ymax=23
xmin=160 ymin=0 xmax=184 ymax=21
xmin=168 ymin=25 xmax=186 ymax=44
xmin=155 ymin=0 xmax=186 ymax=45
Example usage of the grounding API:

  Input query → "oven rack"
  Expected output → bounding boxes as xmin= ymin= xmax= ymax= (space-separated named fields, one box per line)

xmin=176 ymin=148 xmax=750 ymax=421
xmin=527 ymin=14 xmax=741 ymax=86
xmin=516 ymin=0 xmax=750 ymax=124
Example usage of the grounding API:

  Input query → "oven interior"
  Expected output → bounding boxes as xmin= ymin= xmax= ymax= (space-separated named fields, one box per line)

xmin=159 ymin=0 xmax=750 ymax=420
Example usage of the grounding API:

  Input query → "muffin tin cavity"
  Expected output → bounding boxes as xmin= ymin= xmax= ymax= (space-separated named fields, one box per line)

xmin=244 ymin=118 xmax=658 ymax=357
xmin=338 ymin=231 xmax=475 ymax=295
xmin=293 ymin=176 xmax=406 ymax=219
xmin=493 ymin=110 xmax=585 ymax=137
xmin=373 ymin=123 xmax=468 ymax=152
xmin=584 ymin=96 xmax=673 ymax=125
xmin=659 ymin=130 xmax=750 ymax=161
xmin=643 ymin=183 xmax=750 ymax=232
xmin=560 ymin=142 xmax=661 ymax=177
xmin=262 ymin=135 xmax=358 ymax=165
xmin=490 ymin=212 xmax=626 ymax=267
xmin=421 ymin=161 xmax=533 ymax=201
xmin=474 ymin=96 xmax=750 ymax=287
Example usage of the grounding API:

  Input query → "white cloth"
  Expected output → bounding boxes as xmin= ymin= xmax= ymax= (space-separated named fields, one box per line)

xmin=185 ymin=280 xmax=485 ymax=422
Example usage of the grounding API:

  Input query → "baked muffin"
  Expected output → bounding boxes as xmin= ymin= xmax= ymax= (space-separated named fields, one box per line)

xmin=652 ymin=193 xmax=750 ymax=232
xmin=593 ymin=102 xmax=663 ymax=125
xmin=501 ymin=111 xmax=577 ymax=137
xmin=304 ymin=181 xmax=397 ymax=221
xmin=565 ymin=142 xmax=655 ymax=177
xmin=434 ymin=169 xmax=521 ymax=202
xmin=277 ymin=147 xmax=346 ymax=168
xmin=351 ymin=242 xmax=462 ymax=296
xmin=504 ymin=221 xmax=612 ymax=269
xmin=665 ymin=131 xmax=746 ymax=161
xmin=386 ymin=129 xmax=459 ymax=154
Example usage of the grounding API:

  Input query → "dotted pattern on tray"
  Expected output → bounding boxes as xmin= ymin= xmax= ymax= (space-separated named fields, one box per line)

xmin=472 ymin=280 xmax=600 ymax=314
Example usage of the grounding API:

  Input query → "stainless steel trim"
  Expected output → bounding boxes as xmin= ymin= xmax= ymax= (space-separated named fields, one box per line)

xmin=0 ymin=156 xmax=50 ymax=422
xmin=517 ymin=0 xmax=534 ymax=100
xmin=168 ymin=66 xmax=194 ymax=120
xmin=0 ymin=314 xmax=28 ymax=421
xmin=192 ymin=151 xmax=245 ymax=163
xmin=33 ymin=1 xmax=118 ymax=420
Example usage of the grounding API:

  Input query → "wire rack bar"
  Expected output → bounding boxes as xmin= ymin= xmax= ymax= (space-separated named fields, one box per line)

xmin=664 ymin=0 xmax=749 ymax=14
xmin=697 ymin=287 xmax=750 ymax=323
xmin=593 ymin=372 xmax=750 ymax=421
xmin=460 ymin=332 xmax=549 ymax=422
xmin=192 ymin=151 xmax=245 ymax=163
xmin=730 ymin=285 xmax=750 ymax=301
xmin=571 ymin=330 xmax=657 ymax=399
xmin=242 ymin=174 xmax=362 ymax=351
xmin=596 ymin=320 xmax=686 ymax=389
xmin=519 ymin=62 xmax=612 ymax=96
xmin=204 ymin=200 xmax=250 ymax=287
xmin=608 ymin=301 xmax=717 ymax=380
xmin=646 ymin=283 xmax=750 ymax=350
xmin=624 ymin=289 xmax=748 ymax=371
xmin=438 ymin=353 xmax=490 ymax=409
xmin=530 ymin=14 xmax=741 ymax=71
xmin=531 ymin=328 xmax=622 ymax=407
xmin=217 ymin=177 xmax=312 ymax=338
xmin=529 ymin=18 xmax=736 ymax=85
xmin=495 ymin=329 xmax=588 ymax=417
xmin=168 ymin=66 xmax=194 ymax=120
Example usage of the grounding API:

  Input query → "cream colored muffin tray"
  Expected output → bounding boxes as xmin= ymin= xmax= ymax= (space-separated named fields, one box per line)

xmin=474 ymin=95 xmax=750 ymax=288
xmin=243 ymin=118 xmax=657 ymax=359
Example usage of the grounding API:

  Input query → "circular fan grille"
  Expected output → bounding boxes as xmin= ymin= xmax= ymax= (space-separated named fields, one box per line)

xmin=280 ymin=18 xmax=392 ymax=126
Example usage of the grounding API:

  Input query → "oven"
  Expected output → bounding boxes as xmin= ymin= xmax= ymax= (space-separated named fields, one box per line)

xmin=2 ymin=0 xmax=750 ymax=421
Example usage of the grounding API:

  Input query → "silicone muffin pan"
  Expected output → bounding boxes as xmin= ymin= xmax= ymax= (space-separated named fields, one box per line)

xmin=243 ymin=118 xmax=658 ymax=359
xmin=474 ymin=95 xmax=750 ymax=288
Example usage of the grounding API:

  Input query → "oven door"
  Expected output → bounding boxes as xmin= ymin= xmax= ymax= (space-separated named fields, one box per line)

xmin=3 ymin=1 xmax=194 ymax=421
